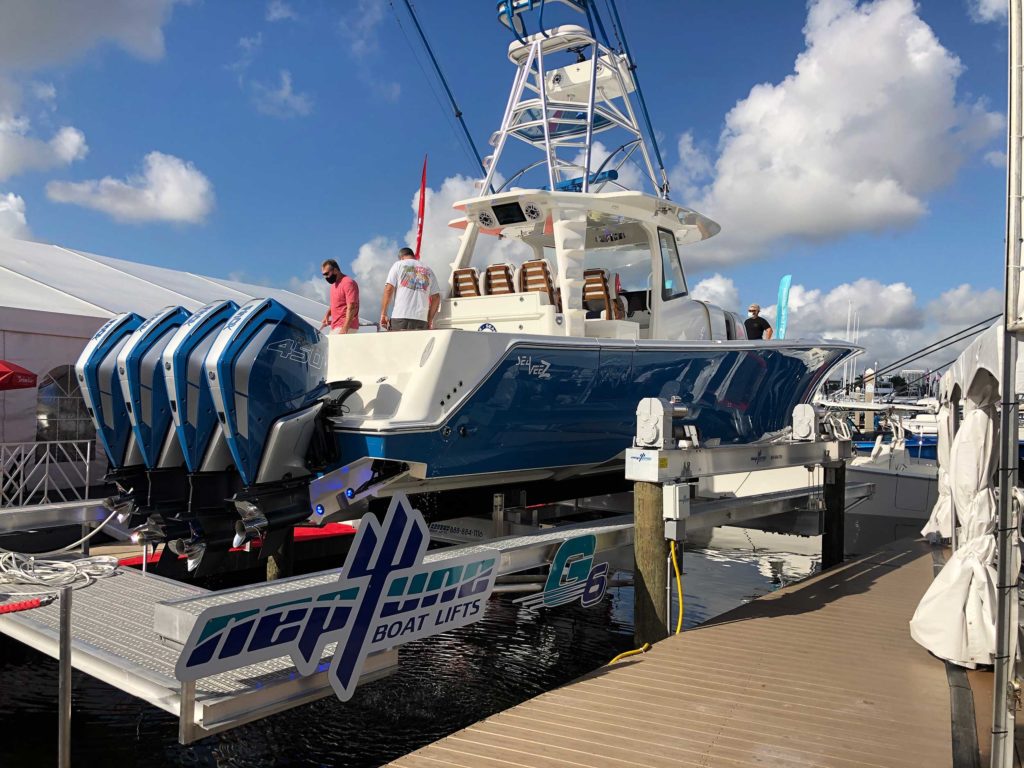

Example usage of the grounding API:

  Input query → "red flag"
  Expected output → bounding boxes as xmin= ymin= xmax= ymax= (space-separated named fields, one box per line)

xmin=414 ymin=155 xmax=427 ymax=260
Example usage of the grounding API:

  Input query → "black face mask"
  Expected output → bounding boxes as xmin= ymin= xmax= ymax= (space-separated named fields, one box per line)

xmin=325 ymin=274 xmax=337 ymax=285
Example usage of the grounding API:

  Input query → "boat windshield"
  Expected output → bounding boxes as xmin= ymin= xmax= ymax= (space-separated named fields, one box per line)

xmin=583 ymin=217 xmax=652 ymax=292
xmin=585 ymin=241 xmax=651 ymax=292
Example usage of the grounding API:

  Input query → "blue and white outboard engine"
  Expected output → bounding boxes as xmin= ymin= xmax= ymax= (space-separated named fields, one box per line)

xmin=76 ymin=313 xmax=146 ymax=519
xmin=153 ymin=299 xmax=242 ymax=573
xmin=164 ymin=300 xmax=239 ymax=475
xmin=115 ymin=306 xmax=192 ymax=528
xmin=205 ymin=297 xmax=332 ymax=557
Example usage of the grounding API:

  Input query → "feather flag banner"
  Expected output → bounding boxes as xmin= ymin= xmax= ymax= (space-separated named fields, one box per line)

xmin=776 ymin=274 xmax=792 ymax=340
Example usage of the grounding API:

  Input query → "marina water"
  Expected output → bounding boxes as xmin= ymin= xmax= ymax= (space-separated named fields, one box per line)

xmin=0 ymin=530 xmax=819 ymax=767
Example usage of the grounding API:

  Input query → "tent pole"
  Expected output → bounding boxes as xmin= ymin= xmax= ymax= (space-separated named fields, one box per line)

xmin=992 ymin=1 xmax=1022 ymax=765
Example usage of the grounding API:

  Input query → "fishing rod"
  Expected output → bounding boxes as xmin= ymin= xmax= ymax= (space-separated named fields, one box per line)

xmin=396 ymin=0 xmax=491 ymax=191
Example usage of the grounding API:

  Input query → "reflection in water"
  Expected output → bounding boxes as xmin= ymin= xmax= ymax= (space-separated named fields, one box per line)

xmin=0 ymin=536 xmax=818 ymax=768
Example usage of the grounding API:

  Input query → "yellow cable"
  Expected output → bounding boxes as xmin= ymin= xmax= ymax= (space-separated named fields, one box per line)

xmin=670 ymin=539 xmax=684 ymax=634
xmin=610 ymin=642 xmax=651 ymax=664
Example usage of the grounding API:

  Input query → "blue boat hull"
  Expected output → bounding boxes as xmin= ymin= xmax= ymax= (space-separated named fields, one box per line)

xmin=333 ymin=342 xmax=853 ymax=481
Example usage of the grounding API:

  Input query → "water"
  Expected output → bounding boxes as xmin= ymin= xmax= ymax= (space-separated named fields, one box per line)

xmin=0 ymin=529 xmax=819 ymax=767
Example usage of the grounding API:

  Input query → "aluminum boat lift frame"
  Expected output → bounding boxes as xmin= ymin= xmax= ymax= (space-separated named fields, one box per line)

xmin=0 ymin=422 xmax=870 ymax=746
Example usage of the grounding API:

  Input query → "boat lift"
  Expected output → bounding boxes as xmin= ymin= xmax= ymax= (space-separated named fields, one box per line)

xmin=0 ymin=399 xmax=870 ymax=749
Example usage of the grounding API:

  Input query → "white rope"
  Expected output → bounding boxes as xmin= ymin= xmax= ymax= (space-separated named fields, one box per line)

xmin=0 ymin=507 xmax=122 ymax=595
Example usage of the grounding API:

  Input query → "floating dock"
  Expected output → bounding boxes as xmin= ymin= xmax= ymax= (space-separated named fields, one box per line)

xmin=389 ymin=538 xmax=961 ymax=768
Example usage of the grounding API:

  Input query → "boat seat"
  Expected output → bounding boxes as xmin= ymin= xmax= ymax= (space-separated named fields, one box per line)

xmin=517 ymin=259 xmax=560 ymax=310
xmin=583 ymin=268 xmax=623 ymax=320
xmin=602 ymin=297 xmax=626 ymax=321
xmin=452 ymin=267 xmax=482 ymax=298
xmin=482 ymin=264 xmax=516 ymax=295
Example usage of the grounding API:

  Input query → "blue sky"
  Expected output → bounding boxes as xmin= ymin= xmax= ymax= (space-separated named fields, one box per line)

xmin=0 ymin=0 xmax=1010 ymax=366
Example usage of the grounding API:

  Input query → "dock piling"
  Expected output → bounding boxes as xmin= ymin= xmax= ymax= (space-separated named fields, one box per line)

xmin=633 ymin=480 xmax=668 ymax=645
xmin=822 ymin=460 xmax=846 ymax=570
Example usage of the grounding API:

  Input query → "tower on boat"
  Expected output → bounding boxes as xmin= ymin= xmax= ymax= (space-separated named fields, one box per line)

xmin=74 ymin=1 xmax=857 ymax=574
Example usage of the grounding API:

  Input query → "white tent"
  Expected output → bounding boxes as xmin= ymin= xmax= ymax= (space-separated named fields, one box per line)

xmin=0 ymin=236 xmax=337 ymax=448
xmin=910 ymin=323 xmax=1022 ymax=668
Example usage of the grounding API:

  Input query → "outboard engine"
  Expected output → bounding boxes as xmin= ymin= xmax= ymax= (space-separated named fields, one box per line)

xmin=205 ymin=298 xmax=331 ymax=555
xmin=118 ymin=306 xmax=192 ymax=471
xmin=145 ymin=299 xmax=244 ymax=574
xmin=76 ymin=313 xmax=145 ymax=470
xmin=163 ymin=300 xmax=239 ymax=475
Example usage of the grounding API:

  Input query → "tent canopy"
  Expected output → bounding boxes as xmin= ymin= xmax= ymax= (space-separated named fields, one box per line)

xmin=0 ymin=237 xmax=335 ymax=325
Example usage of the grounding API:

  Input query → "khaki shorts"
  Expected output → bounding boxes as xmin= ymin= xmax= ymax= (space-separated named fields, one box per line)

xmin=390 ymin=318 xmax=428 ymax=331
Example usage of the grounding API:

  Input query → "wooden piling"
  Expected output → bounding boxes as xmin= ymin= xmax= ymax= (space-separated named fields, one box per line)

xmin=633 ymin=481 xmax=668 ymax=645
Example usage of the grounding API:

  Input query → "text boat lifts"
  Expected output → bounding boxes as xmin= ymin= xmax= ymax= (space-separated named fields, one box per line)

xmin=74 ymin=0 xmax=858 ymax=575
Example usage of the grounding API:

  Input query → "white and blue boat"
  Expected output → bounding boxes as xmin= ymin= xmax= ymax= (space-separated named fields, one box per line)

xmin=76 ymin=1 xmax=856 ymax=572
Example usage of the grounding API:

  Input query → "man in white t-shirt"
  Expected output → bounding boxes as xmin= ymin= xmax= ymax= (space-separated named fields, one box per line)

xmin=379 ymin=247 xmax=441 ymax=331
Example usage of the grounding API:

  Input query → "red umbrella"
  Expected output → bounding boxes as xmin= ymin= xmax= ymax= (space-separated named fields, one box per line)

xmin=0 ymin=360 xmax=38 ymax=391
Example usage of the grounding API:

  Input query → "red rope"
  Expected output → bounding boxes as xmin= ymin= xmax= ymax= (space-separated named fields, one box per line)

xmin=0 ymin=596 xmax=55 ymax=614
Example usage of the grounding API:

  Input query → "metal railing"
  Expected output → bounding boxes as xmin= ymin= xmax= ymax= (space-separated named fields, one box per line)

xmin=0 ymin=440 xmax=95 ymax=508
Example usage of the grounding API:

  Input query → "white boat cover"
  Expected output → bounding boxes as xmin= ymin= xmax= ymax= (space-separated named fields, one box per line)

xmin=920 ymin=402 xmax=952 ymax=539
xmin=910 ymin=323 xmax=1021 ymax=668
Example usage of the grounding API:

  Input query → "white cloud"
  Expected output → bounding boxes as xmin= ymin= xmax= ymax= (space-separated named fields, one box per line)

xmin=229 ymin=33 xmax=262 ymax=76
xmin=571 ymin=140 xmax=644 ymax=191
xmin=0 ymin=192 xmax=30 ymax=239
xmin=680 ymin=0 xmax=1004 ymax=268
xmin=757 ymin=277 xmax=1001 ymax=371
xmin=669 ymin=132 xmax=712 ymax=202
xmin=349 ymin=173 xmax=526 ymax=292
xmin=690 ymin=273 xmax=739 ymax=312
xmin=0 ymin=0 xmax=184 ymax=70
xmin=351 ymin=235 xmax=402 ymax=298
xmin=927 ymin=283 xmax=1001 ymax=325
xmin=46 ymin=151 xmax=214 ymax=224
xmin=968 ymin=0 xmax=1006 ymax=23
xmin=339 ymin=0 xmax=401 ymax=101
xmin=288 ymin=274 xmax=328 ymax=303
xmin=251 ymin=70 xmax=313 ymax=118
xmin=266 ymin=1 xmax=297 ymax=22
xmin=764 ymin=278 xmax=920 ymax=334
xmin=339 ymin=0 xmax=388 ymax=59
xmin=985 ymin=150 xmax=1007 ymax=168
xmin=31 ymin=81 xmax=56 ymax=106
xmin=0 ymin=124 xmax=88 ymax=181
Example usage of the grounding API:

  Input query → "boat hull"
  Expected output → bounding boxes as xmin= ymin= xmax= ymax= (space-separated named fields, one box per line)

xmin=312 ymin=333 xmax=855 ymax=516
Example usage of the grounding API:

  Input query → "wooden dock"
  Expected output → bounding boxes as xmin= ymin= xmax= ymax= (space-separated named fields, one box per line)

xmin=390 ymin=539 xmax=960 ymax=768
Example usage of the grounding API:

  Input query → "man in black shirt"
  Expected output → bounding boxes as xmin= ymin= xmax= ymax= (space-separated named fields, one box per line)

xmin=744 ymin=303 xmax=773 ymax=340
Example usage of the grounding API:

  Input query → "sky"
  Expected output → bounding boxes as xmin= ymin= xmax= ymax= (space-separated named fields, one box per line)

xmin=0 ymin=0 xmax=1011 ymax=373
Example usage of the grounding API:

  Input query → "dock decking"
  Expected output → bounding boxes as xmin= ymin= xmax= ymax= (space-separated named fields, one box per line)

xmin=390 ymin=539 xmax=954 ymax=768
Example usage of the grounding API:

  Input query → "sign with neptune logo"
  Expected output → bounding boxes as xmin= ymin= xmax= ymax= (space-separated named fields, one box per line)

xmin=514 ymin=534 xmax=609 ymax=611
xmin=175 ymin=494 xmax=497 ymax=701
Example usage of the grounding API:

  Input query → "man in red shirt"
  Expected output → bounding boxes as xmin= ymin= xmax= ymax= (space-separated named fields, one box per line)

xmin=319 ymin=259 xmax=360 ymax=334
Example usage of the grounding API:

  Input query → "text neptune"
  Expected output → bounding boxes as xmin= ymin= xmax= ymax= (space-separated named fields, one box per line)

xmin=175 ymin=495 xmax=498 ymax=701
